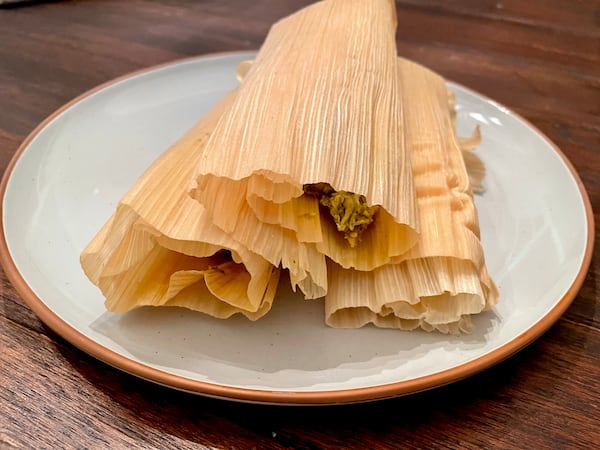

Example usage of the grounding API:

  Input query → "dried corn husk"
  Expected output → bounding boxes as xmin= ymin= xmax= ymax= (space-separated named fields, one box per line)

xmin=81 ymin=91 xmax=281 ymax=319
xmin=449 ymin=90 xmax=487 ymax=193
xmin=190 ymin=0 xmax=419 ymax=296
xmin=324 ymin=58 xmax=499 ymax=333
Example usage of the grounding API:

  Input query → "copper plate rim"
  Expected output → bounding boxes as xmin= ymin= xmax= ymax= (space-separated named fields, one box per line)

xmin=0 ymin=52 xmax=595 ymax=405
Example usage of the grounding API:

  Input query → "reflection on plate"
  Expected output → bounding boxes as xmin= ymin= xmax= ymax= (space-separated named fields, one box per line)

xmin=0 ymin=52 xmax=593 ymax=404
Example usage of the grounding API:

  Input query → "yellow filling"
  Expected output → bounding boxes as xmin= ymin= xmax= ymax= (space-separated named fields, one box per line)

xmin=303 ymin=183 xmax=377 ymax=247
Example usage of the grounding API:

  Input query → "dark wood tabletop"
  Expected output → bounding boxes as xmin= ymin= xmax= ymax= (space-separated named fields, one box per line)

xmin=1 ymin=0 xmax=599 ymax=448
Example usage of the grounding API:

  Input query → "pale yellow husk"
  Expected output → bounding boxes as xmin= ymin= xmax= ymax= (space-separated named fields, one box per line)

xmin=80 ymin=91 xmax=281 ymax=319
xmin=190 ymin=0 xmax=419 ymax=296
xmin=448 ymin=90 xmax=486 ymax=193
xmin=324 ymin=58 xmax=499 ymax=334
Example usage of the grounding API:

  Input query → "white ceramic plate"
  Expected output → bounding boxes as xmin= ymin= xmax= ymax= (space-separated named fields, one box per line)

xmin=0 ymin=52 xmax=593 ymax=404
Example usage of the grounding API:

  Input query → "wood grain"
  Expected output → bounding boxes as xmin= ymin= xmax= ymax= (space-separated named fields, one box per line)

xmin=1 ymin=0 xmax=599 ymax=448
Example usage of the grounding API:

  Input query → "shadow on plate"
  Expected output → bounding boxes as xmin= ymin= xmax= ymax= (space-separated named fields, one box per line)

xmin=89 ymin=281 xmax=498 ymax=388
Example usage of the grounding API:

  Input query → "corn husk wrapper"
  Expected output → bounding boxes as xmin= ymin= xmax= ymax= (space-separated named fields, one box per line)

xmin=448 ymin=90 xmax=486 ymax=193
xmin=80 ymin=91 xmax=281 ymax=319
xmin=191 ymin=0 xmax=419 ymax=297
xmin=324 ymin=59 xmax=499 ymax=334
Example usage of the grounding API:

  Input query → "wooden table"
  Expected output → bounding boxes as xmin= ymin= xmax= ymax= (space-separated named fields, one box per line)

xmin=1 ymin=1 xmax=598 ymax=448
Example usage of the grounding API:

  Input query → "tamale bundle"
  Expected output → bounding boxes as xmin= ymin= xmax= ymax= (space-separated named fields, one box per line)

xmin=324 ymin=59 xmax=498 ymax=333
xmin=81 ymin=0 xmax=498 ymax=333
xmin=191 ymin=0 xmax=419 ymax=297
xmin=80 ymin=92 xmax=281 ymax=319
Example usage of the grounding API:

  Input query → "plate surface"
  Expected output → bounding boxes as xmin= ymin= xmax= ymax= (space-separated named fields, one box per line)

xmin=0 ymin=52 xmax=593 ymax=404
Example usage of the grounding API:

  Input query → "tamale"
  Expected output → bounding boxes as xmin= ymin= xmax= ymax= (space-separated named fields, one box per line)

xmin=81 ymin=91 xmax=281 ymax=319
xmin=324 ymin=58 xmax=499 ymax=333
xmin=190 ymin=0 xmax=419 ymax=296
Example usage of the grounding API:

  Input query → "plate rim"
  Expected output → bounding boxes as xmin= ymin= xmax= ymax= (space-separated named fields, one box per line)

xmin=0 ymin=51 xmax=595 ymax=405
